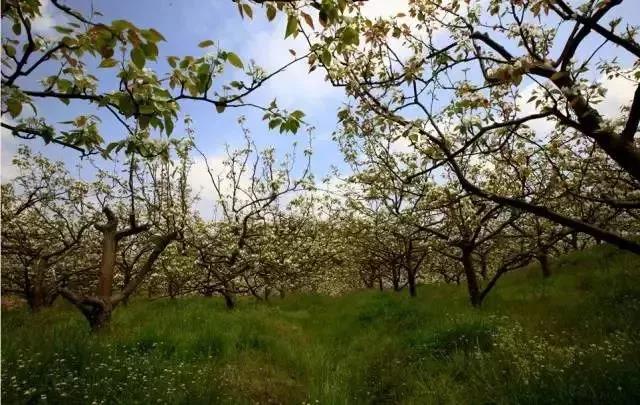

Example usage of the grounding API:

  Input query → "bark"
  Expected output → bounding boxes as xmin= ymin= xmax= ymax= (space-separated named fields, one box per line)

xmin=97 ymin=226 xmax=118 ymax=298
xmin=222 ymin=290 xmax=235 ymax=309
xmin=84 ymin=300 xmax=113 ymax=332
xmin=26 ymin=259 xmax=56 ymax=312
xmin=480 ymin=254 xmax=488 ymax=280
xmin=59 ymin=289 xmax=113 ymax=332
xmin=407 ymin=271 xmax=417 ymax=297
xmin=59 ymin=227 xmax=176 ymax=332
xmin=461 ymin=247 xmax=482 ymax=307
xmin=391 ymin=266 xmax=401 ymax=291
xmin=537 ymin=251 xmax=551 ymax=279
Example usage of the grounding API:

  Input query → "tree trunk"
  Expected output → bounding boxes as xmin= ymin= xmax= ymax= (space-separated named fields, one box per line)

xmin=97 ymin=228 xmax=118 ymax=298
xmin=570 ymin=232 xmax=579 ymax=250
xmin=27 ymin=259 xmax=49 ymax=312
xmin=461 ymin=247 xmax=482 ymax=307
xmin=480 ymin=255 xmax=488 ymax=280
xmin=391 ymin=266 xmax=401 ymax=291
xmin=84 ymin=300 xmax=113 ymax=332
xmin=28 ymin=285 xmax=47 ymax=312
xmin=407 ymin=271 xmax=417 ymax=297
xmin=222 ymin=291 xmax=235 ymax=309
xmin=537 ymin=251 xmax=551 ymax=279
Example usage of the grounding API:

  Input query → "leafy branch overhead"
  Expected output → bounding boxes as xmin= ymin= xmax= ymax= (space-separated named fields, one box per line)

xmin=1 ymin=0 xmax=308 ymax=157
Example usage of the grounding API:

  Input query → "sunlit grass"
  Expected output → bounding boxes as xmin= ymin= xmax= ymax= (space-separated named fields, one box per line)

xmin=3 ymin=245 xmax=640 ymax=404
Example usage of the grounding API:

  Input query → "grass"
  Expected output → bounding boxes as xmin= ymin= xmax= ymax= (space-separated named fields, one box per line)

xmin=3 ymin=244 xmax=640 ymax=404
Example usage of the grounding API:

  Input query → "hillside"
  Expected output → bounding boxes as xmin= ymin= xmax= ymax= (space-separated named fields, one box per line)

xmin=3 ymin=245 xmax=640 ymax=404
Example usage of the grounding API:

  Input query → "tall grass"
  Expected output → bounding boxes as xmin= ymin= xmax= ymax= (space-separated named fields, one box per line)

xmin=3 ymin=245 xmax=640 ymax=404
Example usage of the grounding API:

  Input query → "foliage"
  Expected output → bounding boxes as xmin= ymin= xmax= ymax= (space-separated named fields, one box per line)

xmin=1 ymin=0 xmax=307 ymax=157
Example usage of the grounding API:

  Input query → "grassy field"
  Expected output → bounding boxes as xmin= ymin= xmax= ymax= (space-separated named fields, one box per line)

xmin=2 ymin=245 xmax=640 ymax=404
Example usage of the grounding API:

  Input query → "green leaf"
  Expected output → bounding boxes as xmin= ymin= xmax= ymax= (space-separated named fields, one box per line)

xmin=290 ymin=110 xmax=305 ymax=120
xmin=54 ymin=25 xmax=74 ymax=34
xmin=142 ymin=28 xmax=166 ymax=43
xmin=138 ymin=115 xmax=150 ymax=130
xmin=226 ymin=52 xmax=244 ymax=69
xmin=198 ymin=40 xmax=215 ymax=48
xmin=215 ymin=103 xmax=226 ymax=113
xmin=118 ymin=95 xmax=135 ymax=117
xmin=111 ymin=19 xmax=133 ymax=32
xmin=104 ymin=141 xmax=121 ymax=157
xmin=139 ymin=105 xmax=155 ymax=114
xmin=142 ymin=42 xmax=158 ymax=60
xmin=5 ymin=45 xmax=16 ymax=58
xmin=167 ymin=56 xmax=178 ymax=68
xmin=320 ymin=49 xmax=332 ymax=66
xmin=7 ymin=99 xmax=22 ymax=118
xmin=268 ymin=118 xmax=282 ymax=130
xmin=242 ymin=4 xmax=253 ymax=19
xmin=164 ymin=115 xmax=174 ymax=136
xmin=98 ymin=58 xmax=119 ymax=68
xmin=130 ymin=47 xmax=146 ymax=69
xmin=341 ymin=26 xmax=359 ymax=46
xmin=266 ymin=5 xmax=276 ymax=21
xmin=285 ymin=15 xmax=298 ymax=38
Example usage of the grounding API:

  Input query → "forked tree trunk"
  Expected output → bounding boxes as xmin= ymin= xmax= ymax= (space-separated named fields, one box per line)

xmin=60 ymin=207 xmax=175 ymax=332
xmin=83 ymin=299 xmax=113 ymax=332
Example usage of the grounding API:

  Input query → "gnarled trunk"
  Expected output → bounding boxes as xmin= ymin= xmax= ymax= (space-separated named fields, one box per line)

xmin=82 ymin=299 xmax=113 ymax=332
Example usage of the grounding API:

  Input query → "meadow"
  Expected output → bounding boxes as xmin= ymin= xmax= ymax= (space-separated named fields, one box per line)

xmin=3 ymin=245 xmax=640 ymax=404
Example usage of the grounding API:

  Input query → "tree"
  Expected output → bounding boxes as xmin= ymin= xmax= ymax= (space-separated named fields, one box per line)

xmin=1 ymin=147 xmax=94 ymax=311
xmin=275 ymin=0 xmax=640 ymax=253
xmin=57 ymin=136 xmax=194 ymax=331
xmin=188 ymin=119 xmax=313 ymax=308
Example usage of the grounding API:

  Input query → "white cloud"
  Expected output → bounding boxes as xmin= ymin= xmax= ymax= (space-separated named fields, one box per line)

xmin=31 ymin=1 xmax=67 ymax=36
xmin=243 ymin=18 xmax=340 ymax=111
xmin=597 ymin=75 xmax=637 ymax=119
xmin=188 ymin=153 xmax=227 ymax=218
xmin=360 ymin=0 xmax=409 ymax=19
xmin=1 ymin=122 xmax=20 ymax=182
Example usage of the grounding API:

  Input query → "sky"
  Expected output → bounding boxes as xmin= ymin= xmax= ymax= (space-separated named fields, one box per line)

xmin=1 ymin=0 xmax=638 ymax=214
xmin=0 ymin=0 xmax=415 ymax=215
xmin=0 ymin=0 xmax=358 ymax=199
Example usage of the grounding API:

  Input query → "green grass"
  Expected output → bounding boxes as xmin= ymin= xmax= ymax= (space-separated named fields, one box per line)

xmin=3 ymin=245 xmax=640 ymax=404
